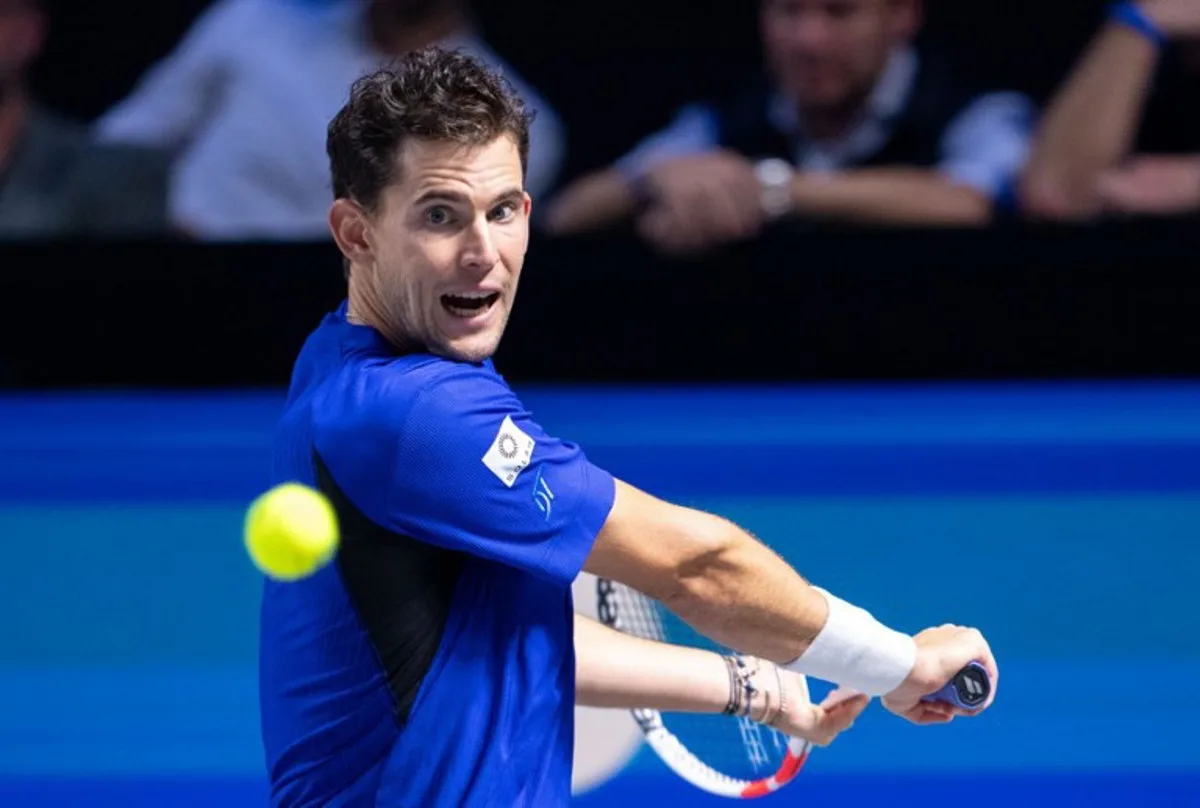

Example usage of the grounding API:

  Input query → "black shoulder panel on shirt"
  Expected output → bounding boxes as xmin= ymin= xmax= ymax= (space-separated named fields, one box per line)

xmin=314 ymin=450 xmax=465 ymax=724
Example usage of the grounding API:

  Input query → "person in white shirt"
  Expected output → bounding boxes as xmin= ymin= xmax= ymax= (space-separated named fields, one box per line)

xmin=94 ymin=0 xmax=565 ymax=240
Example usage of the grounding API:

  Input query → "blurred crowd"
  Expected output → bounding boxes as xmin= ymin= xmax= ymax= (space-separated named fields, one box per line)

xmin=2 ymin=0 xmax=1200 ymax=253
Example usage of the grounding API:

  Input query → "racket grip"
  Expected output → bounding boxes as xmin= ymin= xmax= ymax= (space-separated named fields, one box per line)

xmin=919 ymin=661 xmax=991 ymax=709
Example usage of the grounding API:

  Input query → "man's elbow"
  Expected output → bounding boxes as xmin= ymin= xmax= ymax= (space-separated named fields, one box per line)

xmin=652 ymin=514 xmax=744 ymax=611
xmin=587 ymin=482 xmax=746 ymax=608
xmin=1017 ymin=172 xmax=1101 ymax=221
xmin=950 ymin=190 xmax=994 ymax=226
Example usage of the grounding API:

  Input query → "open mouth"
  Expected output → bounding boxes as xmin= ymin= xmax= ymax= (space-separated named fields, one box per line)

xmin=441 ymin=292 xmax=500 ymax=319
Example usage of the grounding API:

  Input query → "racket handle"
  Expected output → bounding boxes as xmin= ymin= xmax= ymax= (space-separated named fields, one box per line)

xmin=919 ymin=661 xmax=991 ymax=709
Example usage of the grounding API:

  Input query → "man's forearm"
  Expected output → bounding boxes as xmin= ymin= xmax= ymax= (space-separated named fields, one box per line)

xmin=574 ymin=613 xmax=732 ymax=711
xmin=1020 ymin=22 xmax=1160 ymax=218
xmin=586 ymin=482 xmax=829 ymax=665
xmin=663 ymin=519 xmax=830 ymax=664
xmin=542 ymin=170 xmax=638 ymax=234
xmin=666 ymin=529 xmax=926 ymax=697
xmin=586 ymin=480 xmax=917 ymax=697
xmin=788 ymin=170 xmax=992 ymax=226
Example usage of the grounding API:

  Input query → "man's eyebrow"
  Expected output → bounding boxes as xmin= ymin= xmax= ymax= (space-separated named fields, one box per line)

xmin=490 ymin=187 xmax=525 ymax=205
xmin=412 ymin=189 xmax=469 ymax=206
xmin=410 ymin=187 xmax=524 ymax=207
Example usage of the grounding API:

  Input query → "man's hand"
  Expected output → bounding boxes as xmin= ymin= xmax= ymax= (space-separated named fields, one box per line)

xmin=881 ymin=625 xmax=999 ymax=725
xmin=1139 ymin=0 xmax=1200 ymax=38
xmin=777 ymin=677 xmax=873 ymax=749
xmin=1098 ymin=155 xmax=1200 ymax=214
xmin=770 ymin=668 xmax=870 ymax=747
xmin=636 ymin=151 xmax=765 ymax=255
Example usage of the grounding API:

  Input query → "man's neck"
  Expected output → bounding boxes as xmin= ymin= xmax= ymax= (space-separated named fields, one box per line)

xmin=0 ymin=83 xmax=30 ymax=175
xmin=346 ymin=273 xmax=414 ymax=353
xmin=794 ymin=48 xmax=912 ymax=143
xmin=799 ymin=88 xmax=874 ymax=142
xmin=346 ymin=276 xmax=381 ymax=328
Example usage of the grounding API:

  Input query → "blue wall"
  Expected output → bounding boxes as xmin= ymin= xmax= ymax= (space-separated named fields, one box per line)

xmin=1 ymin=383 xmax=1198 ymax=806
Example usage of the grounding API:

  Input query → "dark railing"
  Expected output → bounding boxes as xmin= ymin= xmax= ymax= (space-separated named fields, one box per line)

xmin=2 ymin=217 xmax=1198 ymax=388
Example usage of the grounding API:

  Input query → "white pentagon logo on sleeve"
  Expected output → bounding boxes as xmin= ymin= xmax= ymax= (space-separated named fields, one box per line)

xmin=482 ymin=415 xmax=535 ymax=487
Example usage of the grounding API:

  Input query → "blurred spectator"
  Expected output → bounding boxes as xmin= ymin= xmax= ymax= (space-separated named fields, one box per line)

xmin=94 ymin=0 xmax=565 ymax=240
xmin=0 ymin=0 xmax=169 ymax=238
xmin=544 ymin=0 xmax=1035 ymax=255
xmin=1020 ymin=0 xmax=1200 ymax=219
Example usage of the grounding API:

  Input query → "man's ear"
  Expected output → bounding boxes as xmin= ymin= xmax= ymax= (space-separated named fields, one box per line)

xmin=329 ymin=198 xmax=373 ymax=267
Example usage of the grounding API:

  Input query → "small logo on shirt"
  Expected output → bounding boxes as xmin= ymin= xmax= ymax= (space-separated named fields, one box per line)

xmin=482 ymin=415 xmax=535 ymax=488
xmin=497 ymin=433 xmax=520 ymax=460
xmin=532 ymin=466 xmax=555 ymax=520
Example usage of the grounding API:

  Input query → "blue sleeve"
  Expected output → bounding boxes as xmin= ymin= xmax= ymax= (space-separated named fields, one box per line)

xmin=613 ymin=103 xmax=721 ymax=181
xmin=937 ymin=91 xmax=1037 ymax=205
xmin=384 ymin=369 xmax=615 ymax=587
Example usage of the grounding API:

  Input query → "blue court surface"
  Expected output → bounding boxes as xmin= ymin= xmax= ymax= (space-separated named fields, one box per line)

xmin=1 ymin=382 xmax=1197 ymax=807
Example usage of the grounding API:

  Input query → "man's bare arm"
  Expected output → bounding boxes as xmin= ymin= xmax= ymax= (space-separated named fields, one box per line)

xmin=1019 ymin=18 xmax=1161 ymax=219
xmin=788 ymin=169 xmax=993 ymax=226
xmin=583 ymin=479 xmax=998 ymax=718
xmin=542 ymin=169 xmax=639 ymax=234
xmin=1016 ymin=0 xmax=1200 ymax=219
xmin=574 ymin=612 xmax=731 ymax=712
xmin=583 ymin=480 xmax=828 ymax=665
xmin=548 ymin=163 xmax=995 ymax=252
xmin=573 ymin=613 xmax=871 ymax=744
xmin=1021 ymin=0 xmax=1200 ymax=218
xmin=1098 ymin=154 xmax=1200 ymax=213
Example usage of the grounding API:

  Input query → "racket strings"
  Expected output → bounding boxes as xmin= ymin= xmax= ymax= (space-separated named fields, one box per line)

xmin=737 ymin=716 xmax=773 ymax=770
xmin=601 ymin=581 xmax=791 ymax=781
xmin=605 ymin=579 xmax=667 ymax=641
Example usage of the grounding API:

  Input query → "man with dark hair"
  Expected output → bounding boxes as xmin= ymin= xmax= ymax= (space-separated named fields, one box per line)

xmin=259 ymin=46 xmax=996 ymax=807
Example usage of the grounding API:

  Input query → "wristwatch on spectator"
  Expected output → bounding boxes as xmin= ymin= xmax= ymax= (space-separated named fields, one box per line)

xmin=755 ymin=158 xmax=795 ymax=220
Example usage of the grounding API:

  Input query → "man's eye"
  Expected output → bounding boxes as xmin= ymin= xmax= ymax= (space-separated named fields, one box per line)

xmin=426 ymin=207 xmax=451 ymax=225
xmin=490 ymin=203 xmax=516 ymax=222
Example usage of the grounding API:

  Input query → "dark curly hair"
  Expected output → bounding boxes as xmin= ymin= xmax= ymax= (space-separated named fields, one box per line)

xmin=326 ymin=47 xmax=533 ymax=213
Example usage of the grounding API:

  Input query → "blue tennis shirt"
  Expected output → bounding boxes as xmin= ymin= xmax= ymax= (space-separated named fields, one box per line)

xmin=258 ymin=302 xmax=616 ymax=806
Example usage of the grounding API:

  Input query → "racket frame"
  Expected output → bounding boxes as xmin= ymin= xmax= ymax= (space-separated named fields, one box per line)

xmin=595 ymin=577 xmax=814 ymax=799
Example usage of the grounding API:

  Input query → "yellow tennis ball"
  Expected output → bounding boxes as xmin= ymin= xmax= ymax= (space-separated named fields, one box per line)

xmin=244 ymin=483 xmax=339 ymax=581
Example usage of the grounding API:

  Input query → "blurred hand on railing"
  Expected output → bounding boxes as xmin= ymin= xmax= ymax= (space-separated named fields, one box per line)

xmin=635 ymin=151 xmax=765 ymax=256
xmin=1098 ymin=155 xmax=1200 ymax=215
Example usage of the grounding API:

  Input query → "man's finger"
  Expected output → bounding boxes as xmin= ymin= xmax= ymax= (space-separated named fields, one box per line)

xmin=820 ymin=687 xmax=866 ymax=709
xmin=827 ymin=693 xmax=870 ymax=716
xmin=970 ymin=634 xmax=999 ymax=709
xmin=910 ymin=705 xmax=955 ymax=725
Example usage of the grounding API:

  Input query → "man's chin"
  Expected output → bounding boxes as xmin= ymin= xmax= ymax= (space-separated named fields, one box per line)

xmin=433 ymin=333 xmax=503 ymax=365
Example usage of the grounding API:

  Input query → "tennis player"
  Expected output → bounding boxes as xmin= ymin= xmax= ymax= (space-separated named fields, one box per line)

xmin=258 ymin=47 xmax=998 ymax=807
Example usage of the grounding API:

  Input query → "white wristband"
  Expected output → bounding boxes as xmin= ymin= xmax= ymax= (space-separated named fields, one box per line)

xmin=785 ymin=588 xmax=917 ymax=696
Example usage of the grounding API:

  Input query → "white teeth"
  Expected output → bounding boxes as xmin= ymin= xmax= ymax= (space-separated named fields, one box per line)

xmin=445 ymin=299 xmax=496 ymax=318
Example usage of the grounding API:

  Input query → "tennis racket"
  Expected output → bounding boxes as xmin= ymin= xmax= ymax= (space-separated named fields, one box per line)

xmin=596 ymin=578 xmax=992 ymax=800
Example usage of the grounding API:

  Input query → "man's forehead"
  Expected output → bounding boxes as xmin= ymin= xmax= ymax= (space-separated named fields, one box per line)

xmin=399 ymin=137 xmax=521 ymax=175
xmin=395 ymin=136 xmax=523 ymax=196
